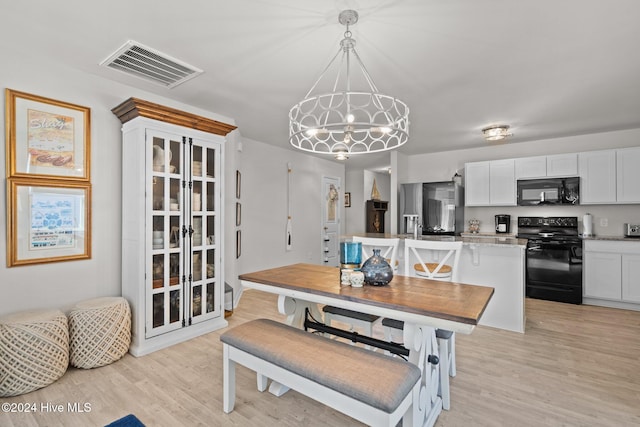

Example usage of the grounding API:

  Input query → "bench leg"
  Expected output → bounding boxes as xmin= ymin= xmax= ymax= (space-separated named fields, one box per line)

xmin=257 ymin=373 xmax=269 ymax=392
xmin=438 ymin=337 xmax=450 ymax=411
xmin=223 ymin=344 xmax=236 ymax=413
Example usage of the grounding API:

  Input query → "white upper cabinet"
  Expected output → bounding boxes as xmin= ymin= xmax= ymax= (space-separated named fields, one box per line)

xmin=490 ymin=159 xmax=516 ymax=205
xmin=579 ymin=150 xmax=617 ymax=204
xmin=465 ymin=159 xmax=515 ymax=206
xmin=616 ymin=146 xmax=640 ymax=203
xmin=515 ymin=153 xmax=578 ymax=179
xmin=465 ymin=161 xmax=490 ymax=206
xmin=515 ymin=156 xmax=546 ymax=179
xmin=546 ymin=153 xmax=578 ymax=177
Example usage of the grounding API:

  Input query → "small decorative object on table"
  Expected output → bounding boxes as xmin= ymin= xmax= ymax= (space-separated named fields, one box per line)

xmin=361 ymin=249 xmax=393 ymax=286
xmin=468 ymin=219 xmax=480 ymax=233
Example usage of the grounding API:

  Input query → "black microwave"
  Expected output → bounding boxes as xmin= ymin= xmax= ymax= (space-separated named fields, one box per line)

xmin=516 ymin=177 xmax=580 ymax=206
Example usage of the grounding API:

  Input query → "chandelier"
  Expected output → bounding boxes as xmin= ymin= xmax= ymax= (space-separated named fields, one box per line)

xmin=289 ymin=10 xmax=410 ymax=160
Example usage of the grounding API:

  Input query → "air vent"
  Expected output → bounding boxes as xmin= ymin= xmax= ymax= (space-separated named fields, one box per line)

xmin=100 ymin=40 xmax=203 ymax=88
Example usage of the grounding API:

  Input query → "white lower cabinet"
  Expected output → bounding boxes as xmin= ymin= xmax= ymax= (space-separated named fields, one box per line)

xmin=584 ymin=240 xmax=640 ymax=306
xmin=113 ymin=98 xmax=236 ymax=356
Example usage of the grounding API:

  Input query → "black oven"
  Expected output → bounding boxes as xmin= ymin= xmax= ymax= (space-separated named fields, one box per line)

xmin=517 ymin=177 xmax=580 ymax=206
xmin=517 ymin=217 xmax=582 ymax=304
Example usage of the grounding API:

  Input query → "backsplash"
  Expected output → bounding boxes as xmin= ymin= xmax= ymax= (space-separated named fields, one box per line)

xmin=464 ymin=204 xmax=638 ymax=237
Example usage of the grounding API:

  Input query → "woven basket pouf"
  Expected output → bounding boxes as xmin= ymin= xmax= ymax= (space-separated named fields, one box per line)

xmin=69 ymin=297 xmax=131 ymax=369
xmin=0 ymin=309 xmax=69 ymax=397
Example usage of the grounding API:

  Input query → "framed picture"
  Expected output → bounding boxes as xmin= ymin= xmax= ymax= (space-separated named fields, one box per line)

xmin=7 ymin=178 xmax=91 ymax=266
xmin=236 ymin=202 xmax=241 ymax=226
xmin=236 ymin=230 xmax=241 ymax=259
xmin=235 ymin=170 xmax=241 ymax=199
xmin=5 ymin=89 xmax=91 ymax=181
xmin=344 ymin=192 xmax=351 ymax=207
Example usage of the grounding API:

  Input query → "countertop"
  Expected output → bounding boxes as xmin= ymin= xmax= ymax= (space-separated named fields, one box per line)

xmin=581 ymin=235 xmax=640 ymax=242
xmin=349 ymin=233 xmax=528 ymax=248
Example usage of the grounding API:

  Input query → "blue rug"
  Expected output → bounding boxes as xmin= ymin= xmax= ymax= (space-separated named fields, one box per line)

xmin=105 ymin=414 xmax=145 ymax=427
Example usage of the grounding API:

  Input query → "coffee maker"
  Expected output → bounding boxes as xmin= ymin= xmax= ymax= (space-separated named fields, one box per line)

xmin=495 ymin=214 xmax=511 ymax=234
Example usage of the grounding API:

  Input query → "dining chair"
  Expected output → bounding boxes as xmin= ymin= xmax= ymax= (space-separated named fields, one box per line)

xmin=382 ymin=238 xmax=463 ymax=410
xmin=322 ymin=237 xmax=400 ymax=343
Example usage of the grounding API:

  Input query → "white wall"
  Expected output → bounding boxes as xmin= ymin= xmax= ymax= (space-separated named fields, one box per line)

xmin=403 ymin=129 xmax=640 ymax=236
xmin=235 ymin=137 xmax=345 ymax=278
xmin=0 ymin=50 xmax=239 ymax=317
xmin=345 ymin=169 xmax=365 ymax=234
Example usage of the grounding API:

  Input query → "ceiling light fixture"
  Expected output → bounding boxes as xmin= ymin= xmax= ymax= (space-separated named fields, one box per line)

xmin=289 ymin=10 xmax=410 ymax=160
xmin=482 ymin=125 xmax=513 ymax=141
xmin=482 ymin=125 xmax=512 ymax=141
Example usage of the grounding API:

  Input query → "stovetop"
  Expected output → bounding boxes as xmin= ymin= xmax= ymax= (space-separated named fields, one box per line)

xmin=517 ymin=216 xmax=580 ymax=241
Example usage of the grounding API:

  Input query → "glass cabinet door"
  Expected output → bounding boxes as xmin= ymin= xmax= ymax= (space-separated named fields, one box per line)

xmin=146 ymin=131 xmax=221 ymax=337
xmin=147 ymin=133 xmax=185 ymax=337
xmin=189 ymin=141 xmax=221 ymax=324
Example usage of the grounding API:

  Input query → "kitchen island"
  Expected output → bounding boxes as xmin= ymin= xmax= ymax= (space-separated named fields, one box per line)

xmin=349 ymin=233 xmax=527 ymax=333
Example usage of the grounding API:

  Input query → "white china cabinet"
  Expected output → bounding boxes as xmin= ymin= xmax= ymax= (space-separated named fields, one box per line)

xmin=113 ymin=98 xmax=236 ymax=356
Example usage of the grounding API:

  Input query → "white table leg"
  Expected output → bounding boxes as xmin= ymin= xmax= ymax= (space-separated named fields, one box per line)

xmin=403 ymin=323 xmax=443 ymax=427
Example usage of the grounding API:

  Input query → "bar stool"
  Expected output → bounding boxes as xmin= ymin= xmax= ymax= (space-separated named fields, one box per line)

xmin=382 ymin=239 xmax=462 ymax=410
xmin=0 ymin=309 xmax=69 ymax=396
xmin=323 ymin=237 xmax=400 ymax=342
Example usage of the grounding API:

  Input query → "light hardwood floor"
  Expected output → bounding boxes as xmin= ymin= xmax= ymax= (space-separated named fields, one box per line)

xmin=2 ymin=290 xmax=639 ymax=427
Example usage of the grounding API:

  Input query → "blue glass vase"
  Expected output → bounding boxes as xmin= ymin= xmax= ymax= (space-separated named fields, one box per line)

xmin=361 ymin=249 xmax=393 ymax=286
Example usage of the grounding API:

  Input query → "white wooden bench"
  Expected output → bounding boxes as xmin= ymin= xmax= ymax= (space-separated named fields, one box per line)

xmin=220 ymin=318 xmax=421 ymax=427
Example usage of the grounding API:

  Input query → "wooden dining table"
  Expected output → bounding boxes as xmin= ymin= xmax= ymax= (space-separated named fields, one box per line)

xmin=239 ymin=263 xmax=494 ymax=427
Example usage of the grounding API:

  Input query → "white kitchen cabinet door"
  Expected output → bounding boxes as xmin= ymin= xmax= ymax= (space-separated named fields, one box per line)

xmin=622 ymin=254 xmax=640 ymax=303
xmin=579 ymin=150 xmax=616 ymax=204
xmin=616 ymin=147 xmax=640 ymax=203
xmin=584 ymin=251 xmax=622 ymax=300
xmin=546 ymin=153 xmax=578 ymax=177
xmin=489 ymin=159 xmax=516 ymax=205
xmin=515 ymin=156 xmax=546 ymax=179
xmin=465 ymin=161 xmax=490 ymax=206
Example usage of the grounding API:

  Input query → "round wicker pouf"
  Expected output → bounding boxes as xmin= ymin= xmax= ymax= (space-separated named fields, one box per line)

xmin=0 ymin=309 xmax=69 ymax=397
xmin=69 ymin=297 xmax=131 ymax=369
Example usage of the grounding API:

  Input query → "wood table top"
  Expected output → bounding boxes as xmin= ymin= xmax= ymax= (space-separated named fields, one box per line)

xmin=239 ymin=263 xmax=494 ymax=326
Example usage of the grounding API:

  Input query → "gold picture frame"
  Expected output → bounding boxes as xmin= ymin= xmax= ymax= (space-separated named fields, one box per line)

xmin=5 ymin=89 xmax=91 ymax=181
xmin=6 ymin=178 xmax=91 ymax=266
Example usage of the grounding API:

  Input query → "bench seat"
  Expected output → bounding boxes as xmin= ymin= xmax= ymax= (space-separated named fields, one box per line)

xmin=221 ymin=318 xmax=421 ymax=426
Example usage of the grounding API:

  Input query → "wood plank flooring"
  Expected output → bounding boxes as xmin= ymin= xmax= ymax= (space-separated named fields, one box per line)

xmin=1 ymin=290 xmax=639 ymax=426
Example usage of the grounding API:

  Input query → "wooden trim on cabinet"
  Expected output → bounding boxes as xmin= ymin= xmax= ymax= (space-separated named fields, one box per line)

xmin=112 ymin=97 xmax=237 ymax=136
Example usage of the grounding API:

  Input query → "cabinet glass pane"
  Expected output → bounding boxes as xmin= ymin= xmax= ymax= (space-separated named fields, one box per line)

xmin=192 ymin=217 xmax=202 ymax=247
xmin=169 ymin=217 xmax=180 ymax=249
xmin=193 ymin=145 xmax=203 ymax=178
xmin=152 ymin=138 xmax=166 ymax=172
xmin=169 ymin=290 xmax=180 ymax=323
xmin=152 ymin=254 xmax=164 ymax=288
xmin=153 ymin=177 xmax=164 ymax=210
xmin=206 ymin=182 xmax=215 ymax=211
xmin=169 ymin=178 xmax=180 ymax=211
xmin=152 ymin=216 xmax=164 ymax=249
xmin=206 ymin=148 xmax=215 ymax=178
xmin=206 ymin=283 xmax=215 ymax=313
xmin=169 ymin=253 xmax=180 ymax=285
xmin=192 ymin=285 xmax=202 ymax=316
xmin=193 ymin=250 xmax=203 ymax=282
xmin=169 ymin=139 xmax=181 ymax=175
xmin=206 ymin=249 xmax=215 ymax=279
xmin=192 ymin=181 xmax=202 ymax=212
xmin=153 ymin=293 xmax=164 ymax=328
xmin=206 ymin=216 xmax=215 ymax=246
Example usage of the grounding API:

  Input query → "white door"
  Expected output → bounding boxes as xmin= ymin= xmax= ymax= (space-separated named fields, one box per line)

xmin=322 ymin=176 xmax=341 ymax=267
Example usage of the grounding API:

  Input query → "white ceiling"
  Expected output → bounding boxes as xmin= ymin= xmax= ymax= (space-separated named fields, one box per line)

xmin=4 ymin=0 xmax=640 ymax=170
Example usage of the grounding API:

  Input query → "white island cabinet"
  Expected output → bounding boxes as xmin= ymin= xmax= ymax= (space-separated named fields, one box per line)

xmin=113 ymin=98 xmax=236 ymax=356
xmin=365 ymin=234 xmax=527 ymax=333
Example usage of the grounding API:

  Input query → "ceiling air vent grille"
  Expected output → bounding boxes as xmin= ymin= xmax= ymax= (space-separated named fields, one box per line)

xmin=100 ymin=41 xmax=203 ymax=88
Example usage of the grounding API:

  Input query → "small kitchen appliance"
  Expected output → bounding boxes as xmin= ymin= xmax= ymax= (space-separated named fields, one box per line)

xmin=624 ymin=223 xmax=640 ymax=237
xmin=495 ymin=214 xmax=511 ymax=234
